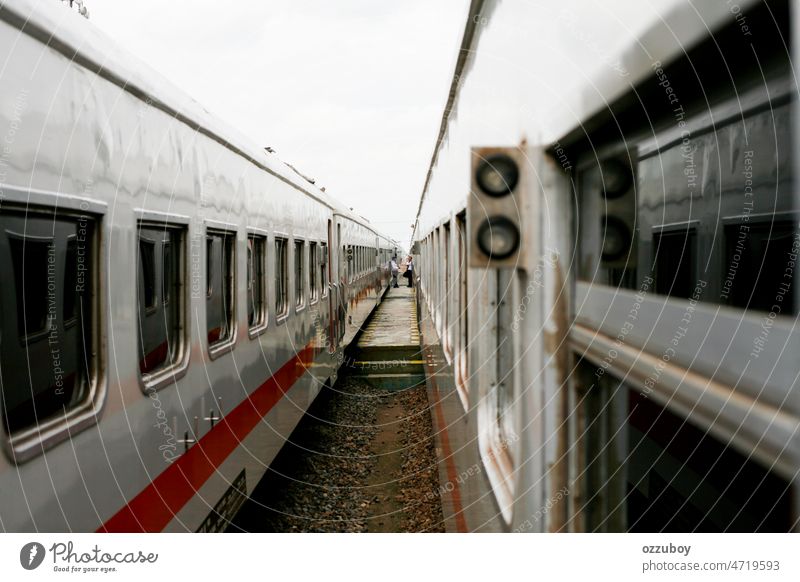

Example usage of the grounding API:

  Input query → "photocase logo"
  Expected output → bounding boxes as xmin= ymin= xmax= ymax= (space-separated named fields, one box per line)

xmin=20 ymin=542 xmax=46 ymax=570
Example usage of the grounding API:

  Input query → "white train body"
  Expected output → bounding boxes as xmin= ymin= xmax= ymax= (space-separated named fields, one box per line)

xmin=0 ymin=0 xmax=396 ymax=531
xmin=414 ymin=0 xmax=800 ymax=531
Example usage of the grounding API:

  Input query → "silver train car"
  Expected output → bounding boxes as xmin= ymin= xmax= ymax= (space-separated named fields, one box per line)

xmin=413 ymin=0 xmax=800 ymax=532
xmin=0 ymin=0 xmax=397 ymax=532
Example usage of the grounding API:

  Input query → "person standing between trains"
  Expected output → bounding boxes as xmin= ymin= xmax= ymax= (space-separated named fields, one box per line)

xmin=405 ymin=255 xmax=414 ymax=288
xmin=390 ymin=256 xmax=399 ymax=288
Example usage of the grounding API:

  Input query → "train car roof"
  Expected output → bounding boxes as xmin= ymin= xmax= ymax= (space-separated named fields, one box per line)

xmin=0 ymin=0 xmax=387 ymax=237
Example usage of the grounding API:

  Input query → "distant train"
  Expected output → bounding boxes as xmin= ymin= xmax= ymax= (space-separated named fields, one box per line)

xmin=0 ymin=0 xmax=397 ymax=531
xmin=413 ymin=0 xmax=800 ymax=532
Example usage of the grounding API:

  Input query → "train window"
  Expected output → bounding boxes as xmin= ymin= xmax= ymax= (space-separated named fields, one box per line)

xmin=1 ymin=208 xmax=97 ymax=435
xmin=206 ymin=230 xmax=235 ymax=348
xmin=162 ymin=242 xmax=172 ymax=305
xmin=309 ymin=242 xmax=318 ymax=303
xmin=138 ymin=224 xmax=185 ymax=376
xmin=320 ymin=242 xmax=328 ymax=297
xmin=139 ymin=239 xmax=156 ymax=310
xmin=723 ymin=220 xmax=796 ymax=314
xmin=275 ymin=237 xmax=289 ymax=318
xmin=247 ymin=234 xmax=267 ymax=332
xmin=9 ymin=236 xmax=50 ymax=338
xmin=295 ymin=239 xmax=305 ymax=309
xmin=652 ymin=227 xmax=696 ymax=299
xmin=63 ymin=238 xmax=79 ymax=323
xmin=206 ymin=237 xmax=213 ymax=297
xmin=578 ymin=102 xmax=799 ymax=316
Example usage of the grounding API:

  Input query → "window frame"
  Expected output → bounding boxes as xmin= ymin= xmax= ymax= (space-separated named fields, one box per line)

xmin=135 ymin=213 xmax=191 ymax=390
xmin=205 ymin=221 xmax=238 ymax=359
xmin=274 ymin=234 xmax=290 ymax=324
xmin=309 ymin=241 xmax=319 ymax=304
xmin=320 ymin=241 xmax=329 ymax=298
xmin=247 ymin=227 xmax=269 ymax=338
xmin=294 ymin=237 xmax=306 ymax=312
xmin=0 ymin=188 xmax=107 ymax=463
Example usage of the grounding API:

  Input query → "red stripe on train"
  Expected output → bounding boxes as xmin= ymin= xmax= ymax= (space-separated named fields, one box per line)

xmin=98 ymin=343 xmax=316 ymax=533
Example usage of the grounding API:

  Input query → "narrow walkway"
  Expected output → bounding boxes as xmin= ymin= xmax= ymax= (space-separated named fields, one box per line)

xmin=352 ymin=286 xmax=424 ymax=391
xmin=229 ymin=284 xmax=444 ymax=532
xmin=358 ymin=286 xmax=420 ymax=348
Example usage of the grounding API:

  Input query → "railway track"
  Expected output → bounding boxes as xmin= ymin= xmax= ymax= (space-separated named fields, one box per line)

xmin=230 ymin=287 xmax=445 ymax=532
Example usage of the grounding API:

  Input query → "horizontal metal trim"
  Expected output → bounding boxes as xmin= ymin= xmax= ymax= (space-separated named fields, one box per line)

xmin=570 ymin=323 xmax=800 ymax=481
xmin=575 ymin=282 xmax=800 ymax=415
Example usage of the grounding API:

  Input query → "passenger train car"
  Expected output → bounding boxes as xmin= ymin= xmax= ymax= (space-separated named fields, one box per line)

xmin=0 ymin=0 xmax=397 ymax=532
xmin=413 ymin=0 xmax=800 ymax=532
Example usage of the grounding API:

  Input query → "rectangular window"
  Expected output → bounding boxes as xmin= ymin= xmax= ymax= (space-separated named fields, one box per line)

xmin=138 ymin=224 xmax=185 ymax=376
xmin=723 ymin=221 xmax=796 ymax=313
xmin=309 ymin=242 xmax=318 ymax=302
xmin=295 ymin=239 xmax=305 ymax=308
xmin=206 ymin=230 xmax=236 ymax=347
xmin=139 ymin=239 xmax=156 ymax=310
xmin=247 ymin=234 xmax=267 ymax=331
xmin=1 ymin=209 xmax=97 ymax=435
xmin=320 ymin=242 xmax=328 ymax=297
xmin=275 ymin=237 xmax=288 ymax=317
xmin=652 ymin=228 xmax=696 ymax=299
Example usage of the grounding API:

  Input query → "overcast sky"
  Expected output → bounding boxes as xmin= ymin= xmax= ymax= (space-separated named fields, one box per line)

xmin=89 ymin=0 xmax=468 ymax=245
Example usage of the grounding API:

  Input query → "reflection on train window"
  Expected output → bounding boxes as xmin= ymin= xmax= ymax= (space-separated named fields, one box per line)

xmin=580 ymin=104 xmax=798 ymax=313
xmin=626 ymin=391 xmax=792 ymax=532
xmin=138 ymin=225 xmax=184 ymax=374
xmin=162 ymin=243 xmax=172 ymax=305
xmin=64 ymin=238 xmax=78 ymax=323
xmin=275 ymin=237 xmax=288 ymax=317
xmin=9 ymin=235 xmax=50 ymax=337
xmin=0 ymin=210 xmax=96 ymax=435
xmin=309 ymin=242 xmax=318 ymax=302
xmin=320 ymin=242 xmax=328 ymax=297
xmin=139 ymin=240 xmax=156 ymax=310
xmin=652 ymin=228 xmax=696 ymax=299
xmin=247 ymin=234 xmax=267 ymax=330
xmin=206 ymin=230 xmax=235 ymax=346
xmin=723 ymin=221 xmax=796 ymax=314
xmin=294 ymin=239 xmax=305 ymax=308
xmin=206 ymin=237 xmax=213 ymax=297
